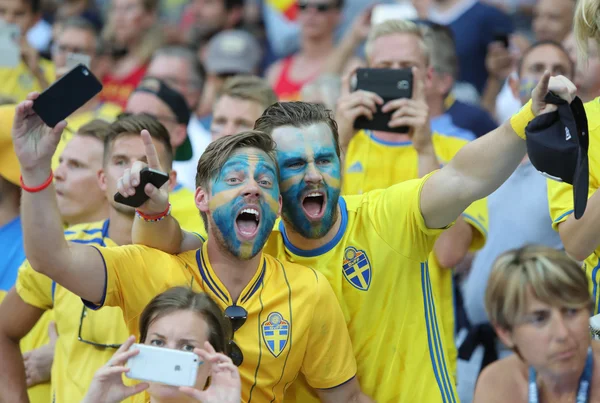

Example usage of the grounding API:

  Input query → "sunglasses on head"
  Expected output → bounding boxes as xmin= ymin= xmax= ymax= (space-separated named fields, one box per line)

xmin=298 ymin=1 xmax=339 ymax=12
xmin=225 ymin=305 xmax=247 ymax=367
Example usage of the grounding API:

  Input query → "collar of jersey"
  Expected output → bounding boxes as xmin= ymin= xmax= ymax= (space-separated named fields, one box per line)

xmin=195 ymin=241 xmax=267 ymax=306
xmin=367 ymin=130 xmax=412 ymax=147
xmin=279 ymin=197 xmax=348 ymax=258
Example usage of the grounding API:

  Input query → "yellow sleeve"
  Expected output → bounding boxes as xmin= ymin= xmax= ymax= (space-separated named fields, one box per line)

xmin=461 ymin=198 xmax=489 ymax=251
xmin=510 ymin=100 xmax=535 ymax=140
xmin=366 ymin=172 xmax=450 ymax=261
xmin=546 ymin=178 xmax=597 ymax=232
xmin=15 ymin=260 xmax=54 ymax=311
xmin=302 ymin=271 xmax=357 ymax=389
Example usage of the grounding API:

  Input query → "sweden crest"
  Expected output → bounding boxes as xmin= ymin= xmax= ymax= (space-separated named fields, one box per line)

xmin=342 ymin=246 xmax=372 ymax=291
xmin=262 ymin=312 xmax=290 ymax=358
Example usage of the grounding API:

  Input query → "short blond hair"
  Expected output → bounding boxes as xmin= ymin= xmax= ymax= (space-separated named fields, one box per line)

xmin=485 ymin=245 xmax=592 ymax=330
xmin=365 ymin=19 xmax=432 ymax=65
xmin=575 ymin=0 xmax=599 ymax=61
xmin=216 ymin=75 xmax=278 ymax=111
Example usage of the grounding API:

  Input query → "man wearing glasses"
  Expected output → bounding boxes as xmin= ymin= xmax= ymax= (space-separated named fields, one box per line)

xmin=10 ymin=101 xmax=373 ymax=402
xmin=0 ymin=115 xmax=176 ymax=403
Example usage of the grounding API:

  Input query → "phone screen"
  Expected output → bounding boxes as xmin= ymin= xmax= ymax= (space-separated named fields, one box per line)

xmin=0 ymin=23 xmax=21 ymax=68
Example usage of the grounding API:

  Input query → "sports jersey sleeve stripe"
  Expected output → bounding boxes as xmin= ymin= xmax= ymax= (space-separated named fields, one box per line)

xmin=70 ymin=238 xmax=106 ymax=245
xmin=420 ymin=262 xmax=449 ymax=403
xmin=81 ymin=245 xmax=108 ymax=311
xmin=426 ymin=264 xmax=457 ymax=403
xmin=192 ymin=232 xmax=206 ymax=242
xmin=81 ymin=228 xmax=103 ymax=235
xmin=461 ymin=213 xmax=488 ymax=238
xmin=248 ymin=282 xmax=266 ymax=402
xmin=318 ymin=375 xmax=356 ymax=390
xmin=553 ymin=209 xmax=574 ymax=224
xmin=269 ymin=261 xmax=294 ymax=403
xmin=592 ymin=260 xmax=600 ymax=315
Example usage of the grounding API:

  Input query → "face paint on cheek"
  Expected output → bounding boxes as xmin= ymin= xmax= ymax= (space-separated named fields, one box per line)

xmin=519 ymin=78 xmax=540 ymax=101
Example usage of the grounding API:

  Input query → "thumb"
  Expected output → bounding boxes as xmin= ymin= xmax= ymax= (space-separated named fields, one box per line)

xmin=50 ymin=121 xmax=67 ymax=145
xmin=48 ymin=321 xmax=58 ymax=343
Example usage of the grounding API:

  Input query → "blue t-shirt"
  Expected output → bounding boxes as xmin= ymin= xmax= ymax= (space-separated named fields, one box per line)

xmin=431 ymin=113 xmax=476 ymax=141
xmin=447 ymin=99 xmax=498 ymax=138
xmin=431 ymin=1 xmax=514 ymax=94
xmin=0 ymin=216 xmax=25 ymax=291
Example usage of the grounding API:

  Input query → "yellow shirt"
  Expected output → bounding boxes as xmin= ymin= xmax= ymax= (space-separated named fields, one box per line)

xmin=267 ymin=175 xmax=459 ymax=403
xmin=88 ymin=242 xmax=356 ymax=402
xmin=15 ymin=220 xmax=130 ymax=403
xmin=0 ymin=60 xmax=54 ymax=102
xmin=342 ymin=129 xmax=489 ymax=380
xmin=51 ymin=102 xmax=123 ymax=170
xmin=547 ymin=98 xmax=600 ymax=312
xmin=170 ymin=183 xmax=208 ymax=236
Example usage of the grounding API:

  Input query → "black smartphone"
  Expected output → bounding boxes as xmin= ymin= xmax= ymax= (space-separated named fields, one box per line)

xmin=352 ymin=68 xmax=413 ymax=134
xmin=113 ymin=167 xmax=170 ymax=208
xmin=493 ymin=33 xmax=510 ymax=48
xmin=32 ymin=64 xmax=102 ymax=127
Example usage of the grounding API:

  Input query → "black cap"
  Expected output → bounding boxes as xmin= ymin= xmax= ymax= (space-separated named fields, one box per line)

xmin=133 ymin=77 xmax=192 ymax=162
xmin=525 ymin=92 xmax=589 ymax=219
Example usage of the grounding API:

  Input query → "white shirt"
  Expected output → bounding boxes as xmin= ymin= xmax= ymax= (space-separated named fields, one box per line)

xmin=172 ymin=115 xmax=212 ymax=191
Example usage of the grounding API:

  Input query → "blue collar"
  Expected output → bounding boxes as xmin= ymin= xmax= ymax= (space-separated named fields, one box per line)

xmin=279 ymin=197 xmax=348 ymax=257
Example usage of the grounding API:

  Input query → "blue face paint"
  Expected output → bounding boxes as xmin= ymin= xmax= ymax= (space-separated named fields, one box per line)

xmin=276 ymin=133 xmax=341 ymax=240
xmin=519 ymin=78 xmax=540 ymax=102
xmin=208 ymin=151 xmax=280 ymax=260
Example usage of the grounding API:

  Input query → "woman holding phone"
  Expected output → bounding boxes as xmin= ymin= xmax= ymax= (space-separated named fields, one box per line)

xmin=473 ymin=246 xmax=600 ymax=402
xmin=82 ymin=287 xmax=241 ymax=403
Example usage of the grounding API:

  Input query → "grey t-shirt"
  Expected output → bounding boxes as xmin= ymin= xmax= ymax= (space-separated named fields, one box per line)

xmin=463 ymin=161 xmax=563 ymax=325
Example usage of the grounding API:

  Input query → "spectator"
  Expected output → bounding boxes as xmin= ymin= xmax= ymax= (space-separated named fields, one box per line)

xmin=179 ymin=0 xmax=244 ymax=47
xmin=145 ymin=45 xmax=210 ymax=191
xmin=266 ymin=0 xmax=361 ymax=101
xmin=531 ymin=0 xmax=575 ymax=43
xmin=54 ymin=120 xmax=110 ymax=227
xmin=83 ymin=287 xmax=240 ymax=403
xmin=473 ymin=246 xmax=596 ymax=403
xmin=0 ymin=0 xmax=54 ymax=101
xmin=99 ymin=0 xmax=164 ymax=108
xmin=123 ymin=77 xmax=204 ymax=232
xmin=210 ymin=75 xmax=278 ymax=142
xmin=196 ymin=30 xmax=263 ymax=125
xmin=563 ymin=31 xmax=600 ymax=103
xmin=300 ymin=74 xmax=342 ymax=112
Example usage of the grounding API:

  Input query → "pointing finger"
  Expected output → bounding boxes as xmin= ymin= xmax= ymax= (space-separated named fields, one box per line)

xmin=140 ymin=129 xmax=162 ymax=170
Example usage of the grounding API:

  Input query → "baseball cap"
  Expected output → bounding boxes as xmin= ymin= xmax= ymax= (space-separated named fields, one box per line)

xmin=525 ymin=92 xmax=589 ymax=219
xmin=0 ymin=105 xmax=20 ymax=186
xmin=205 ymin=30 xmax=262 ymax=75
xmin=132 ymin=77 xmax=192 ymax=161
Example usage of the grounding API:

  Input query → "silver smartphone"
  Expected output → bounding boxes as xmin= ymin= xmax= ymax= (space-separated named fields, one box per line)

xmin=126 ymin=344 xmax=201 ymax=387
xmin=0 ymin=23 xmax=20 ymax=68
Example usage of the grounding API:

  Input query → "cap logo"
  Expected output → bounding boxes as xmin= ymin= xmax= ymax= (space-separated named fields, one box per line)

xmin=565 ymin=127 xmax=572 ymax=141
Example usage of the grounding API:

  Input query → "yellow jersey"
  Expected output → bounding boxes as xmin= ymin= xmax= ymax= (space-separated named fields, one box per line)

xmin=51 ymin=102 xmax=123 ymax=170
xmin=15 ymin=220 xmax=130 ymax=403
xmin=266 ymin=174 xmax=459 ymax=403
xmin=88 ymin=242 xmax=356 ymax=402
xmin=342 ymin=129 xmax=489 ymax=381
xmin=547 ymin=98 xmax=600 ymax=313
xmin=0 ymin=59 xmax=54 ymax=102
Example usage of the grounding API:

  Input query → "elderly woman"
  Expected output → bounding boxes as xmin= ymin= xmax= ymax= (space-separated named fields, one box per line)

xmin=473 ymin=245 xmax=600 ymax=402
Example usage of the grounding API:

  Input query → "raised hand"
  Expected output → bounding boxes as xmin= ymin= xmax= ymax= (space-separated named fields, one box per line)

xmin=116 ymin=129 xmax=171 ymax=215
xmin=11 ymin=94 xmax=66 ymax=177
xmin=81 ymin=336 xmax=149 ymax=403
xmin=179 ymin=342 xmax=241 ymax=403
xmin=23 ymin=321 xmax=58 ymax=387
xmin=531 ymin=71 xmax=578 ymax=116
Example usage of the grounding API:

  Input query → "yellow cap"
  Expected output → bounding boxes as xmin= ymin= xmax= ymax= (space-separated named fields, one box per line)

xmin=0 ymin=105 xmax=20 ymax=186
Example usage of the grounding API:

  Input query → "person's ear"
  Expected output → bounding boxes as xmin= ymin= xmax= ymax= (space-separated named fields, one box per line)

xmin=195 ymin=186 xmax=210 ymax=214
xmin=168 ymin=170 xmax=177 ymax=192
xmin=277 ymin=195 xmax=282 ymax=217
xmin=493 ymin=324 xmax=515 ymax=350
xmin=97 ymin=168 xmax=107 ymax=192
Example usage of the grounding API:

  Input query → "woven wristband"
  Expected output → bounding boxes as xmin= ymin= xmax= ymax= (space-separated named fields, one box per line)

xmin=135 ymin=203 xmax=172 ymax=222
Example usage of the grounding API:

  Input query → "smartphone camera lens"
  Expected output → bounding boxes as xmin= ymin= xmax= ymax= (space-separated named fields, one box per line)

xmin=82 ymin=69 xmax=89 ymax=76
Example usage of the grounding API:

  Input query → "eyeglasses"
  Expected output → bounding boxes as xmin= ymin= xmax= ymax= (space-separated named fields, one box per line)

xmin=78 ymin=306 xmax=122 ymax=349
xmin=298 ymin=1 xmax=339 ymax=12
xmin=225 ymin=305 xmax=247 ymax=366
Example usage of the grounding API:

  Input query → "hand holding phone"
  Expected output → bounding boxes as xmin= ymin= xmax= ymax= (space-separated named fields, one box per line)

xmin=126 ymin=344 xmax=201 ymax=387
xmin=114 ymin=167 xmax=169 ymax=208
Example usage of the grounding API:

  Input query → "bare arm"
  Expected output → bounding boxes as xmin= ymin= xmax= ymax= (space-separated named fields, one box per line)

xmin=12 ymin=96 xmax=107 ymax=304
xmin=316 ymin=378 xmax=373 ymax=403
xmin=434 ymin=217 xmax=474 ymax=269
xmin=557 ymin=191 xmax=600 ymax=261
xmin=420 ymin=73 xmax=577 ymax=229
xmin=0 ymin=289 xmax=44 ymax=403
xmin=133 ymin=215 xmax=202 ymax=254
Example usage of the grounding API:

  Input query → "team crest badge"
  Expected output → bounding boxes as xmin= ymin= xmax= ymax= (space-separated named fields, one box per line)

xmin=342 ymin=246 xmax=372 ymax=291
xmin=262 ymin=312 xmax=290 ymax=358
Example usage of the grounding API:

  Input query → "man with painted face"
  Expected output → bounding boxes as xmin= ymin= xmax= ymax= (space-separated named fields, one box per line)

xmin=128 ymin=69 xmax=577 ymax=401
xmin=10 ymin=96 xmax=373 ymax=403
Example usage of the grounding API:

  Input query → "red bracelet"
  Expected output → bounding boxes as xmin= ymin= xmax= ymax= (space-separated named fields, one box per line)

xmin=135 ymin=203 xmax=172 ymax=222
xmin=20 ymin=171 xmax=54 ymax=193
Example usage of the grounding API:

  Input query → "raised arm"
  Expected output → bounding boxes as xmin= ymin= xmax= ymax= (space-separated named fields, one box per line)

xmin=116 ymin=130 xmax=203 ymax=254
xmin=12 ymin=95 xmax=106 ymax=304
xmin=419 ymin=72 xmax=577 ymax=229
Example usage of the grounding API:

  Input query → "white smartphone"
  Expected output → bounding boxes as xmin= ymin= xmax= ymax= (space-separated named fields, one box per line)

xmin=0 ymin=22 xmax=21 ymax=68
xmin=371 ymin=3 xmax=418 ymax=26
xmin=126 ymin=344 xmax=201 ymax=387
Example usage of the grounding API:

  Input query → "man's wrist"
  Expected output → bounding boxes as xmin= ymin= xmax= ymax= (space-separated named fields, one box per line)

xmin=20 ymin=167 xmax=53 ymax=188
xmin=510 ymin=100 xmax=535 ymax=140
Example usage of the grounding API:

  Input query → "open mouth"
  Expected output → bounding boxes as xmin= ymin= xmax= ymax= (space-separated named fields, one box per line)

xmin=301 ymin=191 xmax=326 ymax=220
xmin=235 ymin=207 xmax=260 ymax=240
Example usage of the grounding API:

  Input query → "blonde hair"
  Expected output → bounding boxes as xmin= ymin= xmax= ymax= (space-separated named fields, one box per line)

xmin=216 ymin=75 xmax=278 ymax=111
xmin=485 ymin=245 xmax=592 ymax=330
xmin=365 ymin=19 xmax=432 ymax=65
xmin=575 ymin=0 xmax=600 ymax=61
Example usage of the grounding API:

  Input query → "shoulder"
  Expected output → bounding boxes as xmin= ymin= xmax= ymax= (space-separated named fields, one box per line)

xmin=64 ymin=220 xmax=108 ymax=242
xmin=475 ymin=355 xmax=526 ymax=401
xmin=98 ymin=102 xmax=123 ymax=117
xmin=432 ymin=131 xmax=471 ymax=156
